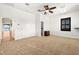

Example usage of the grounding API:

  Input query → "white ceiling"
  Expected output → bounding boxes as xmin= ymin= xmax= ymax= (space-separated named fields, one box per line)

xmin=3 ymin=3 xmax=79 ymax=15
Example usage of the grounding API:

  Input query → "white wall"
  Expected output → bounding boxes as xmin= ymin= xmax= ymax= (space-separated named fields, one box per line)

xmin=40 ymin=14 xmax=51 ymax=31
xmin=40 ymin=10 xmax=79 ymax=39
xmin=50 ymin=11 xmax=79 ymax=39
xmin=0 ymin=4 xmax=36 ymax=40
xmin=35 ymin=14 xmax=41 ymax=36
xmin=1 ymin=4 xmax=79 ymax=40
xmin=0 ymin=18 xmax=2 ymax=41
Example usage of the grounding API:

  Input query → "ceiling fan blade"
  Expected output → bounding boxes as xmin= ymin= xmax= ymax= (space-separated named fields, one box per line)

xmin=49 ymin=11 xmax=53 ymax=13
xmin=44 ymin=5 xmax=49 ymax=10
xmin=44 ymin=12 xmax=47 ymax=14
xmin=49 ymin=7 xmax=56 ymax=10
xmin=38 ymin=9 xmax=45 ymax=12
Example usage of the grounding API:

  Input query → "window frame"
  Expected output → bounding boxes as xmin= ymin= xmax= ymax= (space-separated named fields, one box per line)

xmin=61 ymin=17 xmax=71 ymax=31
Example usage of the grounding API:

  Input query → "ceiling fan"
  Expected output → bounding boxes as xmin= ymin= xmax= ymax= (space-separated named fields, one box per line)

xmin=38 ymin=5 xmax=56 ymax=14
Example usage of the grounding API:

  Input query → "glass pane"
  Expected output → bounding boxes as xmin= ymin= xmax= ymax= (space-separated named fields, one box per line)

xmin=62 ymin=25 xmax=65 ymax=29
xmin=62 ymin=20 xmax=65 ymax=24
xmin=66 ymin=25 xmax=69 ymax=29
xmin=66 ymin=20 xmax=69 ymax=24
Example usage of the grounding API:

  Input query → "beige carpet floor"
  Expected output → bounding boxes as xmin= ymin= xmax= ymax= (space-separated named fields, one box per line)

xmin=0 ymin=36 xmax=79 ymax=55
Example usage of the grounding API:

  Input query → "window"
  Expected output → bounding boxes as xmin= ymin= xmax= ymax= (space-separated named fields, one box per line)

xmin=61 ymin=17 xmax=71 ymax=31
xmin=3 ymin=24 xmax=11 ymax=31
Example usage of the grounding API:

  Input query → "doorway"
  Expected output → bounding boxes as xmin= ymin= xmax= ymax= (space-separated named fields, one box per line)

xmin=2 ymin=18 xmax=14 ymax=42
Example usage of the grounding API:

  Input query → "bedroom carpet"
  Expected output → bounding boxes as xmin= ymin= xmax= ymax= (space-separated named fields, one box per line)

xmin=0 ymin=36 xmax=79 ymax=55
